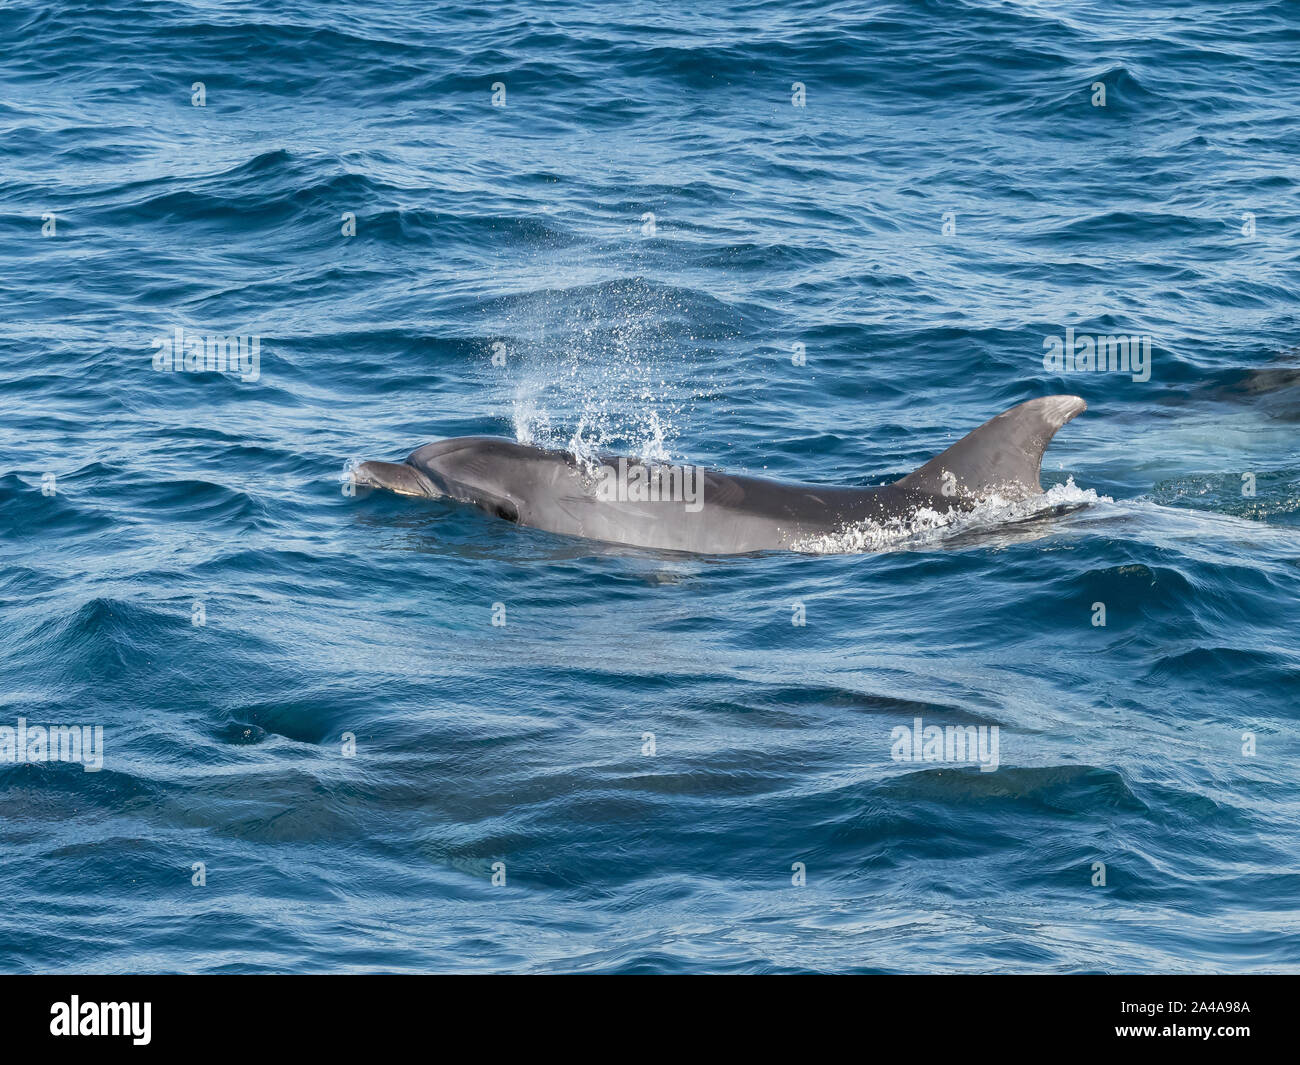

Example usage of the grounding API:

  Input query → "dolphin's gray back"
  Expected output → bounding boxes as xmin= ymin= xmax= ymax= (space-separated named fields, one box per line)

xmin=406 ymin=436 xmax=869 ymax=553
xmin=355 ymin=396 xmax=1086 ymax=554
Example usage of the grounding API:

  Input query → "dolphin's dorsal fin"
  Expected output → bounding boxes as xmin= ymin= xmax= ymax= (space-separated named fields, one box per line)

xmin=894 ymin=395 xmax=1085 ymax=500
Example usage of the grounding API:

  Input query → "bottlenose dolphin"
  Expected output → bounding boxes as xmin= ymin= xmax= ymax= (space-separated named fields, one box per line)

xmin=352 ymin=395 xmax=1086 ymax=554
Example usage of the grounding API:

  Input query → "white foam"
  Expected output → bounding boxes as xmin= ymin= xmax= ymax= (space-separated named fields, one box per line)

xmin=793 ymin=478 xmax=1109 ymax=555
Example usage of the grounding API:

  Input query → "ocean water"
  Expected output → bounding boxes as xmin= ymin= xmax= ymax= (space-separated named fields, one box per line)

xmin=1 ymin=0 xmax=1298 ymax=973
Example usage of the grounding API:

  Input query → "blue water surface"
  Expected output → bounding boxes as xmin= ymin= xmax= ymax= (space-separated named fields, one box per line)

xmin=1 ymin=0 xmax=1298 ymax=972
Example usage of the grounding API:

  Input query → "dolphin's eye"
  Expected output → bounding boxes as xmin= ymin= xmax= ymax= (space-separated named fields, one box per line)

xmin=492 ymin=500 xmax=519 ymax=523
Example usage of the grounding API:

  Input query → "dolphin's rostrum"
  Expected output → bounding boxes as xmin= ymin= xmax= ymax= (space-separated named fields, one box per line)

xmin=353 ymin=395 xmax=1086 ymax=554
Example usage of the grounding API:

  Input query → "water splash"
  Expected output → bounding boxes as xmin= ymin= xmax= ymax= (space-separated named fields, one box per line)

xmin=495 ymin=278 xmax=715 ymax=464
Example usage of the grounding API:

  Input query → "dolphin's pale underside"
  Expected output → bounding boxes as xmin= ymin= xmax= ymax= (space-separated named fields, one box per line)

xmin=353 ymin=395 xmax=1086 ymax=554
